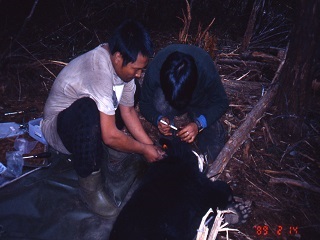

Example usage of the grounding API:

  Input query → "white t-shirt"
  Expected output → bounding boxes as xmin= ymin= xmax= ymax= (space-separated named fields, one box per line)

xmin=41 ymin=44 xmax=135 ymax=154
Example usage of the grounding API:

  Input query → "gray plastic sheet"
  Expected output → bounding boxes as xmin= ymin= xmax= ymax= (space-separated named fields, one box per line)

xmin=0 ymin=122 xmax=25 ymax=139
xmin=0 ymin=152 xmax=119 ymax=240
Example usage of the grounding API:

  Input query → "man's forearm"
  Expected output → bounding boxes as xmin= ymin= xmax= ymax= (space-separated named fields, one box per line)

xmin=103 ymin=129 xmax=146 ymax=154
xmin=120 ymin=105 xmax=153 ymax=145
xmin=100 ymin=110 xmax=149 ymax=154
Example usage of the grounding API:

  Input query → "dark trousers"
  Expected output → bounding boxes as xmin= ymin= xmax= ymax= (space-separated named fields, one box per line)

xmin=57 ymin=97 xmax=102 ymax=178
xmin=196 ymin=120 xmax=226 ymax=163
xmin=56 ymin=80 xmax=141 ymax=178
xmin=56 ymin=96 xmax=146 ymax=206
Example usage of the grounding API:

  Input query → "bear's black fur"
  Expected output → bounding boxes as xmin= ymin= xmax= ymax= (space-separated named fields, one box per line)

xmin=109 ymin=139 xmax=233 ymax=240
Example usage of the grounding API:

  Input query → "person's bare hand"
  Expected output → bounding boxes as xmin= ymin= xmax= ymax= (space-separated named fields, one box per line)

xmin=176 ymin=122 xmax=198 ymax=143
xmin=143 ymin=144 xmax=166 ymax=162
xmin=157 ymin=117 xmax=172 ymax=136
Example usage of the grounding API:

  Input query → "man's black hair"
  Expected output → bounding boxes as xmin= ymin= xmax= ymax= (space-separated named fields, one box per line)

xmin=160 ymin=51 xmax=198 ymax=110
xmin=108 ymin=19 xmax=154 ymax=66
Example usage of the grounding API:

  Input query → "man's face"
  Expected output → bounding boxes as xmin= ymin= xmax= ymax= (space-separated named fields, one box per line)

xmin=113 ymin=53 xmax=148 ymax=82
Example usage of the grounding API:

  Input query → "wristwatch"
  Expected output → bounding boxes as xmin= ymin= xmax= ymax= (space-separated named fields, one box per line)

xmin=195 ymin=120 xmax=204 ymax=133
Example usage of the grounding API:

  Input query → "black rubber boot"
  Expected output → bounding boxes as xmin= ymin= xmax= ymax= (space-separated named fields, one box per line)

xmin=78 ymin=170 xmax=119 ymax=218
xmin=101 ymin=145 xmax=147 ymax=207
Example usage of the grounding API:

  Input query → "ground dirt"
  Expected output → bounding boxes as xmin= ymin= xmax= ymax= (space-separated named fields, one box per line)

xmin=1 ymin=31 xmax=320 ymax=240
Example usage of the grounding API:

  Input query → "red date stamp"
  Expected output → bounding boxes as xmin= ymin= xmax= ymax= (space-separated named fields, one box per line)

xmin=253 ymin=225 xmax=299 ymax=237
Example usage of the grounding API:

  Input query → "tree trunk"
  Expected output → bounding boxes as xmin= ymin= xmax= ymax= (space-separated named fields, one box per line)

xmin=240 ymin=0 xmax=264 ymax=52
xmin=208 ymin=0 xmax=319 ymax=178
xmin=207 ymin=54 xmax=286 ymax=179
xmin=274 ymin=0 xmax=320 ymax=137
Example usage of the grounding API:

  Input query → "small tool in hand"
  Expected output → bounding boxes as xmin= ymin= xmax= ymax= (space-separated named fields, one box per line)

xmin=160 ymin=119 xmax=178 ymax=130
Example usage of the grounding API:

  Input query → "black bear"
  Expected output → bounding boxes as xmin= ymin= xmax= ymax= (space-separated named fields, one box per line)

xmin=109 ymin=138 xmax=234 ymax=240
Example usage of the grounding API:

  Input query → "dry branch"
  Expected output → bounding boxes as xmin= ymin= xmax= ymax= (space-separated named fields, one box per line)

xmin=178 ymin=0 xmax=191 ymax=44
xmin=269 ymin=177 xmax=320 ymax=194
xmin=240 ymin=0 xmax=264 ymax=52
xmin=196 ymin=18 xmax=215 ymax=43
xmin=177 ymin=0 xmax=216 ymax=58
xmin=207 ymin=47 xmax=288 ymax=179
xmin=16 ymin=0 xmax=40 ymax=40
xmin=262 ymin=119 xmax=277 ymax=145
xmin=222 ymin=79 xmax=268 ymax=96
xmin=0 ymin=0 xmax=40 ymax=63
xmin=217 ymin=58 xmax=277 ymax=68
xmin=16 ymin=41 xmax=57 ymax=78
xmin=196 ymin=208 xmax=239 ymax=240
